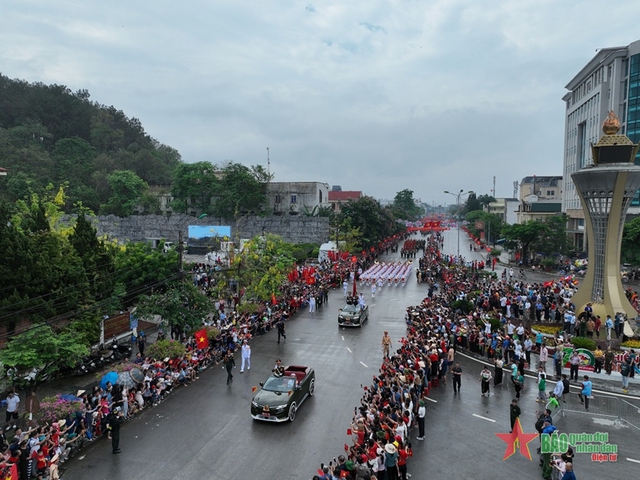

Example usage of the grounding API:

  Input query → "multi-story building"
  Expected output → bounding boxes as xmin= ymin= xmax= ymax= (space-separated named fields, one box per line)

xmin=266 ymin=182 xmax=330 ymax=216
xmin=516 ymin=176 xmax=563 ymax=224
xmin=485 ymin=198 xmax=519 ymax=224
xmin=562 ymin=40 xmax=640 ymax=248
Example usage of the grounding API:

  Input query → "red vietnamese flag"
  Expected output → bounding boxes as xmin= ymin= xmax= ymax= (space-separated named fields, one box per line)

xmin=194 ymin=328 xmax=209 ymax=349
xmin=271 ymin=293 xmax=277 ymax=305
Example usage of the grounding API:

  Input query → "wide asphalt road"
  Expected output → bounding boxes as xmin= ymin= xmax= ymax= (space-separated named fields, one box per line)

xmin=62 ymin=230 xmax=639 ymax=479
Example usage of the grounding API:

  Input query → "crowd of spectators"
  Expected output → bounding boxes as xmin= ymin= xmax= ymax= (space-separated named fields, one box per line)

xmin=311 ymin=232 xmax=637 ymax=479
xmin=0 ymin=234 xmax=407 ymax=480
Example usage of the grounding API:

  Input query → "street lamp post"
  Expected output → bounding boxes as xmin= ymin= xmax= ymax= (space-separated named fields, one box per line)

xmin=444 ymin=189 xmax=472 ymax=258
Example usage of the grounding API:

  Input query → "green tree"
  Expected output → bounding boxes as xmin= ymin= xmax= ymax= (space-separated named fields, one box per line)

xmin=462 ymin=192 xmax=481 ymax=215
xmin=465 ymin=211 xmax=504 ymax=245
xmin=0 ymin=325 xmax=89 ymax=389
xmin=100 ymin=170 xmax=148 ymax=217
xmin=232 ymin=234 xmax=296 ymax=301
xmin=113 ymin=241 xmax=180 ymax=305
xmin=69 ymin=214 xmax=116 ymax=302
xmin=339 ymin=196 xmax=404 ymax=251
xmin=392 ymin=189 xmax=424 ymax=221
xmin=213 ymin=162 xmax=269 ymax=218
xmin=502 ymin=216 xmax=569 ymax=263
xmin=170 ymin=161 xmax=220 ymax=214
xmin=477 ymin=194 xmax=497 ymax=210
xmin=136 ymin=281 xmax=215 ymax=335
xmin=622 ymin=217 xmax=640 ymax=265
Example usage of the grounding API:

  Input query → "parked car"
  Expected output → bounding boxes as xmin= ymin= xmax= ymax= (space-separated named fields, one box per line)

xmin=338 ymin=303 xmax=369 ymax=327
xmin=251 ymin=365 xmax=315 ymax=422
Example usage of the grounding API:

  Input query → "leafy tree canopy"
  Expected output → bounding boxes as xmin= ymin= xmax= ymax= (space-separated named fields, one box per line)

xmin=232 ymin=233 xmax=296 ymax=301
xmin=391 ymin=189 xmax=424 ymax=221
xmin=622 ymin=217 xmax=640 ymax=265
xmin=339 ymin=196 xmax=404 ymax=251
xmin=136 ymin=281 xmax=215 ymax=334
xmin=0 ymin=325 xmax=89 ymax=388
xmin=99 ymin=170 xmax=148 ymax=217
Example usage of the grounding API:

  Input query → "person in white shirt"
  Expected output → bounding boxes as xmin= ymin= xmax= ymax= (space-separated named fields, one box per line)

xmin=416 ymin=400 xmax=426 ymax=440
xmin=240 ymin=340 xmax=251 ymax=373
xmin=5 ymin=392 xmax=20 ymax=430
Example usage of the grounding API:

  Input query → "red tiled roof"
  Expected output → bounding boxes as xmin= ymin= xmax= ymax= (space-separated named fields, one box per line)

xmin=328 ymin=191 xmax=362 ymax=201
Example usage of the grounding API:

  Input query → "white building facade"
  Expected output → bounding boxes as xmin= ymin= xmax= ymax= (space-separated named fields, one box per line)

xmin=562 ymin=40 xmax=640 ymax=249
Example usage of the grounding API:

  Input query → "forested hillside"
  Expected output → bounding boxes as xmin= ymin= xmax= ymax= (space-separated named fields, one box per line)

xmin=0 ymin=74 xmax=181 ymax=213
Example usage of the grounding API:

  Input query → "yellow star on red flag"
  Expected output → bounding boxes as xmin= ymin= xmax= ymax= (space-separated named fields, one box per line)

xmin=495 ymin=417 xmax=538 ymax=460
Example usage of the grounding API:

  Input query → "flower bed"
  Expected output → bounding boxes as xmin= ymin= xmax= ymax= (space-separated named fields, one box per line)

xmin=37 ymin=395 xmax=84 ymax=424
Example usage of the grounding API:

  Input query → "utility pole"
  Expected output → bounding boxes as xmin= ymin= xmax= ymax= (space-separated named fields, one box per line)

xmin=178 ymin=230 xmax=184 ymax=272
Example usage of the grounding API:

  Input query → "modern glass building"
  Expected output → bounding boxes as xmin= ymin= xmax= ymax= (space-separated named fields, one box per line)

xmin=562 ymin=40 xmax=640 ymax=249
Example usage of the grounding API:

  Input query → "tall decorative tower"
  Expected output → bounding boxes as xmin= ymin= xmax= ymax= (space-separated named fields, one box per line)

xmin=571 ymin=111 xmax=640 ymax=320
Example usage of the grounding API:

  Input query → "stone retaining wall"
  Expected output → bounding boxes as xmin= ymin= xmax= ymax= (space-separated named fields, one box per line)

xmin=60 ymin=214 xmax=330 ymax=245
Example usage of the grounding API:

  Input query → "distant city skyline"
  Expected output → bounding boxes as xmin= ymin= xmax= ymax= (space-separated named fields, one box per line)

xmin=2 ymin=1 xmax=640 ymax=204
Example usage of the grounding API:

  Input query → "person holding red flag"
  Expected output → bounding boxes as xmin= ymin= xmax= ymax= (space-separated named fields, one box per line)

xmin=194 ymin=329 xmax=209 ymax=350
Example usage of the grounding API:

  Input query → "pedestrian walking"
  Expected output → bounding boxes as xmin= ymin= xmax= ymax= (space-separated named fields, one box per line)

xmin=479 ymin=366 xmax=492 ymax=396
xmin=343 ymin=280 xmax=349 ymax=296
xmin=224 ymin=352 xmax=235 ymax=385
xmin=240 ymin=340 xmax=251 ymax=373
xmin=451 ymin=362 xmax=462 ymax=395
xmin=621 ymin=358 xmax=631 ymax=394
xmin=628 ymin=349 xmax=636 ymax=379
xmin=537 ymin=371 xmax=547 ymax=403
xmin=509 ymin=399 xmax=521 ymax=432
xmin=605 ymin=315 xmax=613 ymax=340
xmin=578 ymin=375 xmax=592 ymax=411
xmin=382 ymin=331 xmax=392 ymax=359
xmin=277 ymin=320 xmax=286 ymax=344
xmin=604 ymin=346 xmax=614 ymax=374
xmin=371 ymin=283 xmax=376 ymax=299
xmin=514 ymin=372 xmax=524 ymax=399
xmin=309 ymin=295 xmax=316 ymax=313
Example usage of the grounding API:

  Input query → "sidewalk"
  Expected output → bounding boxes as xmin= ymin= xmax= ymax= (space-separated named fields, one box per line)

xmin=458 ymin=348 xmax=640 ymax=399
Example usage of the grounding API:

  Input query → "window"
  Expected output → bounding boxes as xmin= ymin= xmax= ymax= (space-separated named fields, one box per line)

xmin=318 ymin=190 xmax=323 ymax=204
xmin=291 ymin=195 xmax=297 ymax=204
xmin=275 ymin=194 xmax=281 ymax=204
xmin=546 ymin=190 xmax=554 ymax=196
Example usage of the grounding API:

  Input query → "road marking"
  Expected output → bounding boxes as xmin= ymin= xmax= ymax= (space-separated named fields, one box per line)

xmin=424 ymin=397 xmax=438 ymax=403
xmin=341 ymin=336 xmax=344 ymax=341
xmin=346 ymin=347 xmax=352 ymax=353
xmin=360 ymin=361 xmax=369 ymax=368
xmin=473 ymin=414 xmax=496 ymax=423
xmin=627 ymin=458 xmax=640 ymax=464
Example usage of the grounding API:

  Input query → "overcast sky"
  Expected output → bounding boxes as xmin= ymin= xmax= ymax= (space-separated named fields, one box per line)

xmin=2 ymin=1 xmax=639 ymax=205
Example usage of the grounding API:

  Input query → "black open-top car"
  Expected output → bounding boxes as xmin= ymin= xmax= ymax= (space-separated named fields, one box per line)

xmin=251 ymin=365 xmax=315 ymax=422
xmin=338 ymin=303 xmax=369 ymax=327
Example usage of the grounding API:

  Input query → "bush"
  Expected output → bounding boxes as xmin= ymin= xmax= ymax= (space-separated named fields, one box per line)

xmin=541 ymin=258 xmax=557 ymax=271
xmin=451 ymin=299 xmax=473 ymax=314
xmin=621 ymin=339 xmax=640 ymax=349
xmin=146 ymin=339 xmax=186 ymax=360
xmin=570 ymin=337 xmax=596 ymax=351
xmin=237 ymin=302 xmax=263 ymax=315
xmin=37 ymin=395 xmax=85 ymax=425
xmin=490 ymin=248 xmax=501 ymax=257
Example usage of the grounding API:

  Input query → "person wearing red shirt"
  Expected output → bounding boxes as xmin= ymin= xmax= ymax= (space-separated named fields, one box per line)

xmin=397 ymin=441 xmax=412 ymax=480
